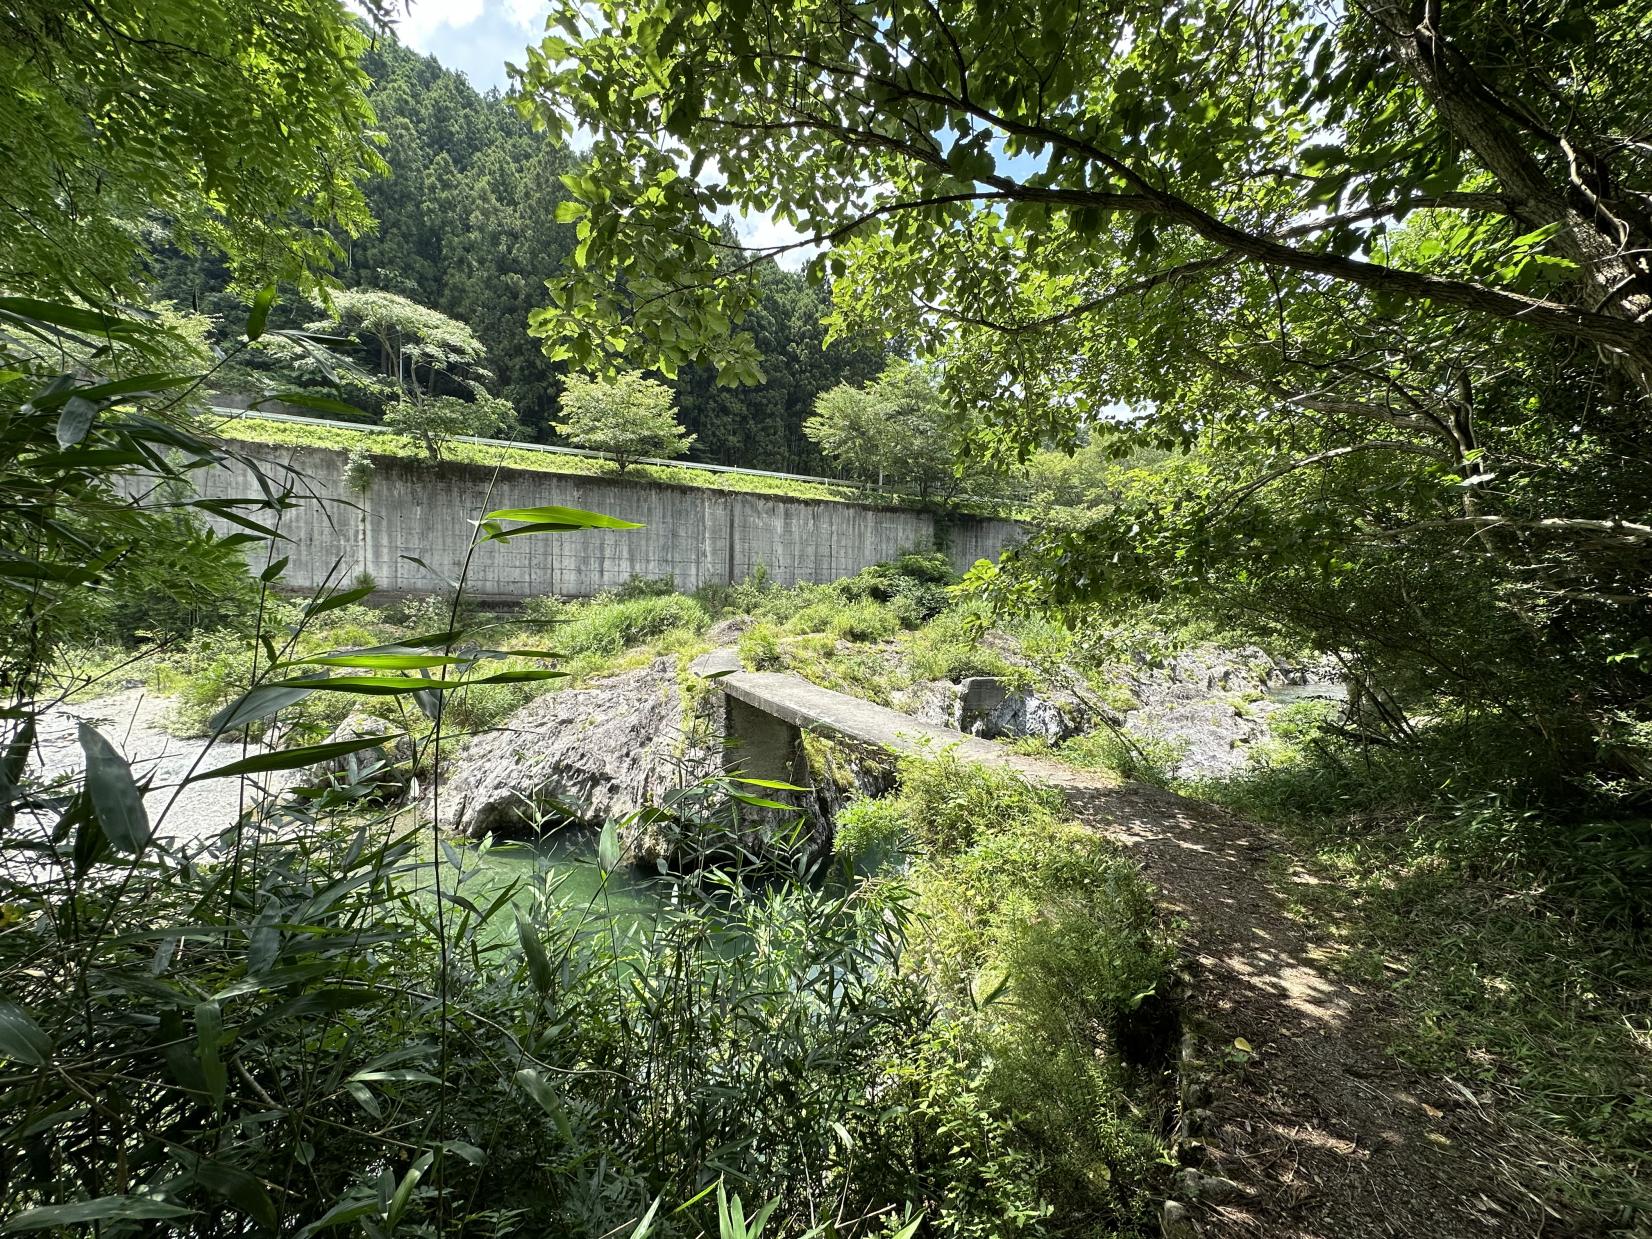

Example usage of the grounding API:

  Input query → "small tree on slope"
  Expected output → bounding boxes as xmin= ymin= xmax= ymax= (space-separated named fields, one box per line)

xmin=556 ymin=371 xmax=695 ymax=474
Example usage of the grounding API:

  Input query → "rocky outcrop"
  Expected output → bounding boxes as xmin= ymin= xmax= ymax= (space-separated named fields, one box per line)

xmin=1110 ymin=644 xmax=1344 ymax=780
xmin=437 ymin=658 xmax=721 ymax=854
xmin=958 ymin=675 xmax=1089 ymax=743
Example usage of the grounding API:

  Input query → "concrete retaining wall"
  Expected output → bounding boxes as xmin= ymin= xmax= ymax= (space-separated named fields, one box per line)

xmin=179 ymin=443 xmax=1024 ymax=599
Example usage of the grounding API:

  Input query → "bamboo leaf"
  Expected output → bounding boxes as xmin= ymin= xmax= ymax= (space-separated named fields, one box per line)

xmin=304 ymin=585 xmax=375 ymax=616
xmin=208 ymin=682 xmax=321 ymax=732
xmin=516 ymin=910 xmax=555 ymax=994
xmin=598 ymin=819 xmax=621 ymax=873
xmin=185 ymin=733 xmax=401 ymax=784
xmin=78 ymin=723 xmax=150 ymax=855
xmin=245 ymin=285 xmax=277 ymax=340
xmin=0 ymin=296 xmax=150 ymax=337
xmin=4 ymin=1197 xmax=193 ymax=1231
xmin=294 ymin=1194 xmax=378 ymax=1237
xmin=195 ymin=1162 xmax=276 ymax=1230
xmin=0 ymin=1000 xmax=52 ymax=1066
xmin=55 ymin=395 xmax=98 ymax=448
xmin=384 ymin=1151 xmax=433 ymax=1230
xmin=258 ymin=390 xmax=371 ymax=419
xmin=479 ymin=504 xmax=644 ymax=531
xmin=287 ymin=651 xmax=468 ymax=670
xmin=196 ymin=1001 xmax=226 ymax=1110
xmin=264 ymin=670 xmax=564 ymax=695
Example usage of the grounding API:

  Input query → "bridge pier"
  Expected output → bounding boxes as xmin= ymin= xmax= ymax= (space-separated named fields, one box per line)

xmin=724 ymin=696 xmax=810 ymax=791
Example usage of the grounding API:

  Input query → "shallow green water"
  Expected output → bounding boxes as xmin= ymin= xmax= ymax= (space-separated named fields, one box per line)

xmin=434 ymin=828 xmax=671 ymax=938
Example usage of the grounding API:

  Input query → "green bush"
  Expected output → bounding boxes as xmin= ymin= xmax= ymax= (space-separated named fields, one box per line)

xmin=878 ymin=756 xmax=1062 ymax=855
xmin=833 ymin=551 xmax=957 ymax=624
xmin=844 ymin=756 xmax=1177 ymax=1232
xmin=834 ymin=794 xmax=909 ymax=866
xmin=738 ymin=620 xmax=784 ymax=670
xmin=558 ymin=594 xmax=710 ymax=657
xmin=905 ymin=607 xmax=1022 ymax=683
xmin=849 ymin=1020 xmax=1051 ymax=1238
xmin=604 ymin=573 xmax=678 ymax=601
xmin=1055 ymin=728 xmax=1184 ymax=788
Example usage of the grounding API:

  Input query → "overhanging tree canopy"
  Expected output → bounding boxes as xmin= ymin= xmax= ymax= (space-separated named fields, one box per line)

xmin=3 ymin=0 xmax=384 ymax=299
xmin=515 ymin=0 xmax=1651 ymax=786
xmin=514 ymin=0 xmax=1652 ymax=402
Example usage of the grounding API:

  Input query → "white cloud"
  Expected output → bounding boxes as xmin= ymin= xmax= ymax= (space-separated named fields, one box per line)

xmin=502 ymin=0 xmax=550 ymax=31
xmin=390 ymin=0 xmax=486 ymax=51
xmin=735 ymin=211 xmax=817 ymax=271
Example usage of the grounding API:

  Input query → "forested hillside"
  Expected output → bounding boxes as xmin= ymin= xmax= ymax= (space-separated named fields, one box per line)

xmin=152 ymin=31 xmax=884 ymax=468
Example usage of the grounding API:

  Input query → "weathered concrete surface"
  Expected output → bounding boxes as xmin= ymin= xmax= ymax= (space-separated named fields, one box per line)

xmin=178 ymin=442 xmax=1024 ymax=600
xmin=698 ymin=665 xmax=1022 ymax=772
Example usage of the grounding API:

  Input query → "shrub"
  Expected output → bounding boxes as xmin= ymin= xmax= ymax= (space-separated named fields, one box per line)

xmin=518 ymin=593 xmax=571 ymax=627
xmin=1056 ymin=727 xmax=1185 ymax=788
xmin=834 ymin=794 xmax=909 ymax=867
xmin=906 ymin=609 xmax=1022 ymax=683
xmin=558 ymin=594 xmax=710 ymax=657
xmin=607 ymin=573 xmax=677 ymax=601
xmin=738 ymin=621 xmax=784 ymax=670
xmin=828 ymin=600 xmax=902 ymax=642
xmin=844 ymin=755 xmax=1177 ymax=1232
xmin=884 ymin=755 xmax=1064 ymax=855
xmin=849 ymin=1021 xmax=1051 ymax=1238
xmin=834 ymin=551 xmax=957 ymax=624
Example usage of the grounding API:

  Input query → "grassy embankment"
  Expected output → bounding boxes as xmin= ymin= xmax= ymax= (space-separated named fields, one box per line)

xmin=210 ymin=413 xmax=1023 ymax=518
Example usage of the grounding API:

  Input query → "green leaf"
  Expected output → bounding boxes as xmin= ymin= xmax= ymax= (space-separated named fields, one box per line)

xmin=78 ymin=723 xmax=150 ymax=855
xmin=287 ymin=652 xmax=469 ymax=670
xmin=516 ymin=911 xmax=555 ymax=994
xmin=196 ymin=1000 xmax=226 ymax=1109
xmin=4 ymin=1197 xmax=193 ymax=1231
xmin=597 ymin=819 xmax=621 ymax=873
xmin=246 ymin=285 xmax=277 ymax=341
xmin=384 ymin=1151 xmax=433 ymax=1231
xmin=304 ymin=584 xmax=376 ymax=616
xmin=478 ymin=504 xmax=644 ymax=530
xmin=729 ymin=776 xmax=808 ymax=791
xmin=257 ymin=391 xmax=371 ymax=419
xmin=208 ymin=683 xmax=321 ymax=733
xmin=294 ymin=1194 xmax=378 ymax=1237
xmin=264 ymin=670 xmax=564 ymax=695
xmin=514 ymin=1069 xmax=574 ymax=1139
xmin=0 ymin=296 xmax=150 ymax=337
xmin=627 ymin=1199 xmax=662 ymax=1239
xmin=185 ymin=733 xmax=402 ymax=784
xmin=28 ymin=372 xmax=196 ymax=411
xmin=55 ymin=395 xmax=98 ymax=448
xmin=729 ymin=792 xmax=792 ymax=810
xmin=189 ymin=1158 xmax=277 ymax=1230
xmin=0 ymin=1000 xmax=52 ymax=1066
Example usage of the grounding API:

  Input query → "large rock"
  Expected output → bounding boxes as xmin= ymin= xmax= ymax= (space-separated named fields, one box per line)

xmin=957 ymin=676 xmax=1086 ymax=743
xmin=437 ymin=659 xmax=720 ymax=851
xmin=1110 ymin=643 xmax=1345 ymax=780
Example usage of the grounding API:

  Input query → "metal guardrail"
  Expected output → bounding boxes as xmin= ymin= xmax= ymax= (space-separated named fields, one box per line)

xmin=208 ymin=405 xmax=904 ymax=497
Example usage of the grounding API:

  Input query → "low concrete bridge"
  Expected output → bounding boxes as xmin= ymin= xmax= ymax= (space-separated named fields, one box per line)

xmin=689 ymin=650 xmax=1090 ymax=793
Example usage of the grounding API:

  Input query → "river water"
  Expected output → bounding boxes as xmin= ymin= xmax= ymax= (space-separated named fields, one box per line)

xmin=436 ymin=828 xmax=671 ymax=933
